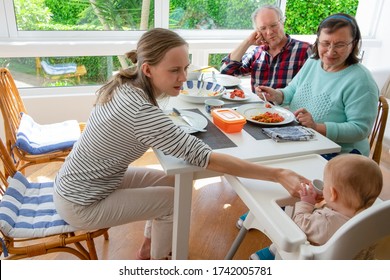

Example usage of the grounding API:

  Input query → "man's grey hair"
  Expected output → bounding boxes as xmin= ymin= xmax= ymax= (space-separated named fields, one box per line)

xmin=251 ymin=5 xmax=285 ymax=29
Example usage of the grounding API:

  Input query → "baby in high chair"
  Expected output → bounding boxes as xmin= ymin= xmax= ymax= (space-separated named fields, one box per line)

xmin=253 ymin=154 xmax=383 ymax=260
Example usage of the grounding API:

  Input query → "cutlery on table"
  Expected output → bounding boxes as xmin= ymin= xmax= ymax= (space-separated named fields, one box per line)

xmin=260 ymin=91 xmax=274 ymax=108
xmin=172 ymin=108 xmax=207 ymax=132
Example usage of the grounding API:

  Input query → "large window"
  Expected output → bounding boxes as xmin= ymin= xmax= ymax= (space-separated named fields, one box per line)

xmin=0 ymin=0 xmax=383 ymax=91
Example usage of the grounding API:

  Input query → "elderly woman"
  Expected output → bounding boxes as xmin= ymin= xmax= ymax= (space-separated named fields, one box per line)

xmin=257 ymin=13 xmax=379 ymax=158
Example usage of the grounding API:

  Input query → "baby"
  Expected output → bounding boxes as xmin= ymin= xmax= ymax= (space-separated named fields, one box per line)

xmin=252 ymin=154 xmax=383 ymax=260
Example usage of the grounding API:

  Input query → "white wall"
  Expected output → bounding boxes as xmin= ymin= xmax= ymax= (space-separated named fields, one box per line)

xmin=359 ymin=0 xmax=390 ymax=89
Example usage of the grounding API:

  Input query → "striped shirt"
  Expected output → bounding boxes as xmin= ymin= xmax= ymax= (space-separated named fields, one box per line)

xmin=54 ymin=84 xmax=212 ymax=206
xmin=220 ymin=35 xmax=312 ymax=92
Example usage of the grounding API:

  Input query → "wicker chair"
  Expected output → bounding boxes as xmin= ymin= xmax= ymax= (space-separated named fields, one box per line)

xmin=0 ymin=67 xmax=85 ymax=172
xmin=0 ymin=136 xmax=109 ymax=260
xmin=369 ymin=95 xmax=389 ymax=164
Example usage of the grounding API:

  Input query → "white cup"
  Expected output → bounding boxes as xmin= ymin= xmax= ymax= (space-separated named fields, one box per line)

xmin=204 ymin=99 xmax=224 ymax=114
xmin=312 ymin=179 xmax=324 ymax=195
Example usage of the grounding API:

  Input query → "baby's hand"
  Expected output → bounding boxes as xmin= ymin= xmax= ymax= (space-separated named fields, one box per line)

xmin=299 ymin=183 xmax=318 ymax=205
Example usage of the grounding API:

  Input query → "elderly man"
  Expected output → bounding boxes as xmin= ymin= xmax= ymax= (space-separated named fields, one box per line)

xmin=220 ymin=5 xmax=312 ymax=92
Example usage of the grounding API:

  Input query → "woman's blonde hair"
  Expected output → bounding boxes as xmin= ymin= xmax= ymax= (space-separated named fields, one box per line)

xmin=325 ymin=154 xmax=382 ymax=214
xmin=95 ymin=28 xmax=188 ymax=106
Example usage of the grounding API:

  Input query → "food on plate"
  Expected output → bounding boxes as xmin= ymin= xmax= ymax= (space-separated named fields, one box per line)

xmin=180 ymin=90 xmax=189 ymax=94
xmin=251 ymin=111 xmax=285 ymax=123
xmin=228 ymin=89 xmax=245 ymax=99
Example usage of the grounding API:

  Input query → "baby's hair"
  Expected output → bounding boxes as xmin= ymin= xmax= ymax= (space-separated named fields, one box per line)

xmin=325 ymin=154 xmax=382 ymax=214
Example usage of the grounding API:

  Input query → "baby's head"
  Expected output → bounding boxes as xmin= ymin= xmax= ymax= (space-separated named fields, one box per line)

xmin=323 ymin=154 xmax=383 ymax=214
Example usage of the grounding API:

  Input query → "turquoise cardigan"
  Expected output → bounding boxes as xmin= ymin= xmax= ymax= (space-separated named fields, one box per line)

xmin=281 ymin=58 xmax=379 ymax=156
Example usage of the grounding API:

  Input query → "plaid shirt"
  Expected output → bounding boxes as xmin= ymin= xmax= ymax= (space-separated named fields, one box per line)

xmin=220 ymin=35 xmax=312 ymax=92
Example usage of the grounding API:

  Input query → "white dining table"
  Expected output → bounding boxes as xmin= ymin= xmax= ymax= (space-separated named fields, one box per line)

xmin=154 ymin=77 xmax=341 ymax=259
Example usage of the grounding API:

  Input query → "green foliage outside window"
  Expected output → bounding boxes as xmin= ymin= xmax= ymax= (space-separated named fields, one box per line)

xmin=44 ymin=0 xmax=88 ymax=25
xmin=13 ymin=0 xmax=51 ymax=30
xmin=285 ymin=0 xmax=359 ymax=34
xmin=169 ymin=0 xmax=276 ymax=29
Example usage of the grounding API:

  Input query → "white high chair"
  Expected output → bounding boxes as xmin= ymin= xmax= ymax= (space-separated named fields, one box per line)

xmin=224 ymin=154 xmax=390 ymax=260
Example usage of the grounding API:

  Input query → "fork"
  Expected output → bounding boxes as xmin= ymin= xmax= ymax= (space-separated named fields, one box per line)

xmin=260 ymin=91 xmax=274 ymax=108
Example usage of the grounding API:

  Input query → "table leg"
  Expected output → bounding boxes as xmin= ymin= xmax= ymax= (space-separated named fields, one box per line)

xmin=171 ymin=172 xmax=194 ymax=260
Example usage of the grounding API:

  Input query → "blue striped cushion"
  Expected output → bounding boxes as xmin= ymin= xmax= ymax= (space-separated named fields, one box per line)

xmin=0 ymin=172 xmax=75 ymax=238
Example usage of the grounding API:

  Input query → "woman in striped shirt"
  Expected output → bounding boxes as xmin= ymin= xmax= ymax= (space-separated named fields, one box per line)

xmin=53 ymin=28 xmax=309 ymax=260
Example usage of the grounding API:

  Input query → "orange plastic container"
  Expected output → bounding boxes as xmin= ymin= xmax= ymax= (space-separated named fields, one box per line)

xmin=211 ymin=108 xmax=246 ymax=133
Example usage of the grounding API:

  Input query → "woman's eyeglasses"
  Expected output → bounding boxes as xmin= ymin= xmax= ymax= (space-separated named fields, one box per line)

xmin=317 ymin=40 xmax=354 ymax=51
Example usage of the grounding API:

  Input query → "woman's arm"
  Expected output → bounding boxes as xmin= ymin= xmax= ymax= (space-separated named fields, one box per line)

xmin=207 ymin=152 xmax=310 ymax=197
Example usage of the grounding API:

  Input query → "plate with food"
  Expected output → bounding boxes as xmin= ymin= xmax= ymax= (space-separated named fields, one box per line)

xmin=222 ymin=88 xmax=252 ymax=101
xmin=167 ymin=110 xmax=208 ymax=134
xmin=236 ymin=104 xmax=295 ymax=126
xmin=179 ymin=80 xmax=225 ymax=104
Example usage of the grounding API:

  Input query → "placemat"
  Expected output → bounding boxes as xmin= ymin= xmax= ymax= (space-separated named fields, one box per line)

xmin=184 ymin=108 xmax=237 ymax=149
xmin=224 ymin=103 xmax=297 ymax=140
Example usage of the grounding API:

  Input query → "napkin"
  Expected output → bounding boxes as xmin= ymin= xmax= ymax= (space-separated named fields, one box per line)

xmin=262 ymin=126 xmax=316 ymax=142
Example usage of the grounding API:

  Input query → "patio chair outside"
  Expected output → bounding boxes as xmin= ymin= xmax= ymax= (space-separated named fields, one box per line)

xmin=35 ymin=57 xmax=87 ymax=85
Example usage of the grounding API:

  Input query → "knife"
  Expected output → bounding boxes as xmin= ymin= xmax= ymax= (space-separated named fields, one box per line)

xmin=172 ymin=108 xmax=194 ymax=127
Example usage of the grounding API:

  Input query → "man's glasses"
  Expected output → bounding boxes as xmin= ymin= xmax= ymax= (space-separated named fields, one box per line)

xmin=317 ymin=40 xmax=354 ymax=51
xmin=257 ymin=20 xmax=281 ymax=32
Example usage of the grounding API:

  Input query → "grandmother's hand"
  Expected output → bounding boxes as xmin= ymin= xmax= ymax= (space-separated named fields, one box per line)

xmin=294 ymin=108 xmax=317 ymax=130
xmin=255 ymin=86 xmax=283 ymax=104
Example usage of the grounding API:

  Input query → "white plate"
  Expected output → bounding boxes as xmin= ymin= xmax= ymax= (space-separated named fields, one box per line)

xmin=203 ymin=74 xmax=241 ymax=87
xmin=222 ymin=89 xmax=252 ymax=101
xmin=167 ymin=110 xmax=208 ymax=133
xmin=179 ymin=80 xmax=225 ymax=104
xmin=236 ymin=104 xmax=295 ymax=126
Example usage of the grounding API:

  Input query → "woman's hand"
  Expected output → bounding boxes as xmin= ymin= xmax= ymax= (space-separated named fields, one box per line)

xmin=207 ymin=153 xmax=309 ymax=198
xmin=255 ymin=85 xmax=284 ymax=104
xmin=294 ymin=108 xmax=327 ymax=136
xmin=294 ymin=108 xmax=317 ymax=129
xmin=276 ymin=169 xmax=312 ymax=198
